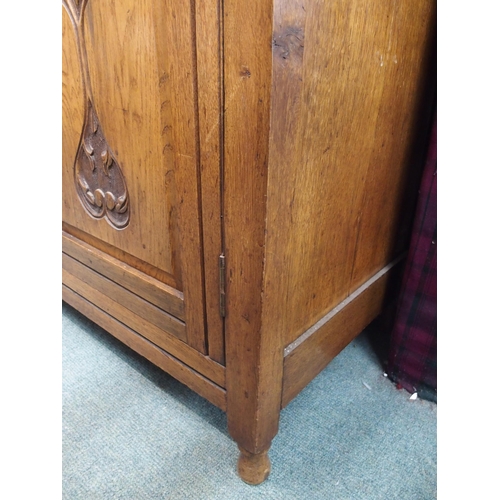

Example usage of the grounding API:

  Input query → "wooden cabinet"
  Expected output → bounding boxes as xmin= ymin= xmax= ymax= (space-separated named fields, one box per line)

xmin=62 ymin=0 xmax=436 ymax=484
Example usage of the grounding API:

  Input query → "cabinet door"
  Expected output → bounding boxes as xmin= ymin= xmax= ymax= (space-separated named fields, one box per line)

xmin=62 ymin=0 xmax=223 ymax=362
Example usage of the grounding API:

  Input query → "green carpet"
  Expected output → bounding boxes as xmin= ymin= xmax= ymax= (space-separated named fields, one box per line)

xmin=62 ymin=302 xmax=436 ymax=499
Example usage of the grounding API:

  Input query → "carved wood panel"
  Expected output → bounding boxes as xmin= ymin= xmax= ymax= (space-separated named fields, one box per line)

xmin=62 ymin=0 xmax=223 ymax=356
xmin=63 ymin=0 xmax=130 ymax=229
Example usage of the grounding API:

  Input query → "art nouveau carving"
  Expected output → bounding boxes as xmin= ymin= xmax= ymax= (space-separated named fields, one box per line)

xmin=63 ymin=0 xmax=130 ymax=229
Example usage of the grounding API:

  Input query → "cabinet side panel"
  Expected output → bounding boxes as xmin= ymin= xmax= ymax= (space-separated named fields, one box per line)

xmin=265 ymin=0 xmax=436 ymax=346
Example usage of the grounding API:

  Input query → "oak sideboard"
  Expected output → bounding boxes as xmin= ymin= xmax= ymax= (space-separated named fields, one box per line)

xmin=62 ymin=0 xmax=436 ymax=483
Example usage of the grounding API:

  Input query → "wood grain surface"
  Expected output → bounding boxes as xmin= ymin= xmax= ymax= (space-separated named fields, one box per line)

xmin=63 ymin=231 xmax=185 ymax=320
xmin=63 ymin=0 xmax=180 ymax=278
xmin=62 ymin=0 xmax=225 ymax=357
xmin=194 ymin=0 xmax=225 ymax=364
xmin=281 ymin=260 xmax=401 ymax=407
xmin=62 ymin=6 xmax=85 ymax=201
xmin=263 ymin=0 xmax=436 ymax=347
xmin=62 ymin=266 xmax=225 ymax=387
xmin=63 ymin=253 xmax=187 ymax=341
xmin=223 ymin=0 xmax=282 ymax=455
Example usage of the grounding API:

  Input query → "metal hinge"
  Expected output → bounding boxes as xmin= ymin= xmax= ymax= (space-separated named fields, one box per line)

xmin=219 ymin=254 xmax=226 ymax=317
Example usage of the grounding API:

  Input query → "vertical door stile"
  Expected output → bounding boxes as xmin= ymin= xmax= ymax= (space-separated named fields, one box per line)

xmin=194 ymin=0 xmax=226 ymax=364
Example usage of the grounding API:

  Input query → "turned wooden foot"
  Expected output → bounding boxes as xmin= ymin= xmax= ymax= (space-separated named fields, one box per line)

xmin=237 ymin=446 xmax=271 ymax=485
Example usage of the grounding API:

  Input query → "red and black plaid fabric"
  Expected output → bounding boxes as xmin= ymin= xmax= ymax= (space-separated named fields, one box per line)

xmin=386 ymin=116 xmax=437 ymax=403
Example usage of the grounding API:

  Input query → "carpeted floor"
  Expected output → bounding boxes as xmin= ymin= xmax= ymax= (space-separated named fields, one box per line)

xmin=62 ymin=302 xmax=436 ymax=500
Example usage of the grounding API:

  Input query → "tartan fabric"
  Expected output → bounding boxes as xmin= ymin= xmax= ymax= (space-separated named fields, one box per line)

xmin=386 ymin=116 xmax=437 ymax=403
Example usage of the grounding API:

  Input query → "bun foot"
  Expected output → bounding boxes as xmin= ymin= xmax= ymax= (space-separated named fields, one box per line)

xmin=237 ymin=446 xmax=271 ymax=485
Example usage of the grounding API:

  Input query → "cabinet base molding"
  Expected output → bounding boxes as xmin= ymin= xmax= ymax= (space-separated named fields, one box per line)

xmin=281 ymin=257 xmax=404 ymax=408
xmin=62 ymin=285 xmax=227 ymax=411
xmin=62 ymin=233 xmax=226 ymax=387
xmin=63 ymin=230 xmax=185 ymax=320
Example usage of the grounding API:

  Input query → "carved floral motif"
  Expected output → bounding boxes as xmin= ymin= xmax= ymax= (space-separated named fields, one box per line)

xmin=75 ymin=101 xmax=130 ymax=228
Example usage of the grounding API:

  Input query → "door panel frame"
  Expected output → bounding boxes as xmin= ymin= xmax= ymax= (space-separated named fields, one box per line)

xmin=62 ymin=0 xmax=226 ymax=363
